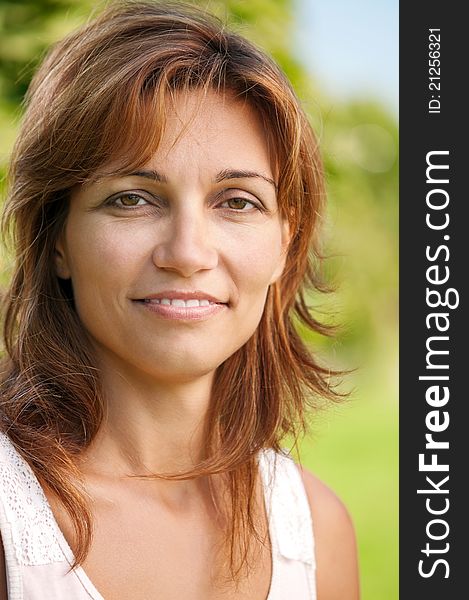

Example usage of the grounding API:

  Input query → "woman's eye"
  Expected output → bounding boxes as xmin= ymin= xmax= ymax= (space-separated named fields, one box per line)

xmin=109 ymin=193 xmax=150 ymax=208
xmin=221 ymin=197 xmax=258 ymax=211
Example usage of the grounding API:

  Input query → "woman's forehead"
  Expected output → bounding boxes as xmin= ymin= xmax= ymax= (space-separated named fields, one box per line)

xmin=89 ymin=89 xmax=279 ymax=184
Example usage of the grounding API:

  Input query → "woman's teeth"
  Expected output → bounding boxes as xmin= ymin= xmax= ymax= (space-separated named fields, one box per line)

xmin=143 ymin=298 xmax=217 ymax=307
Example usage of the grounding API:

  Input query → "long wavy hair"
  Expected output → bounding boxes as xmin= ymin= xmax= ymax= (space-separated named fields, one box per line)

xmin=1 ymin=0 xmax=341 ymax=584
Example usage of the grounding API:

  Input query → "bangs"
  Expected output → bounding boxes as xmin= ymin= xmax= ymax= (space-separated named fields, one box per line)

xmin=79 ymin=60 xmax=233 ymax=183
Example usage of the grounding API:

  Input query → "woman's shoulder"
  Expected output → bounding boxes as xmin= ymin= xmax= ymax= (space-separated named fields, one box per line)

xmin=297 ymin=465 xmax=355 ymax=536
xmin=297 ymin=465 xmax=360 ymax=600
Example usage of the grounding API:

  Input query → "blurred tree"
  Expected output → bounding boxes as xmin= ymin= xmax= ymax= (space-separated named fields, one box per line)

xmin=0 ymin=0 xmax=82 ymax=103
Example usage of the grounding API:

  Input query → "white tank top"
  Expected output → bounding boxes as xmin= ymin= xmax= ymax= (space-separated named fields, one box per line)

xmin=0 ymin=432 xmax=316 ymax=599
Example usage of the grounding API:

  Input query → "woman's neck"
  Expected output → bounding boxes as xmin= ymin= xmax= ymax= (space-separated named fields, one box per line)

xmin=77 ymin=357 xmax=216 ymax=479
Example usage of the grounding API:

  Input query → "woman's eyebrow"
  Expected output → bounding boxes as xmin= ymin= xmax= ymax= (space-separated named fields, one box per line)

xmin=126 ymin=169 xmax=168 ymax=183
xmin=215 ymin=169 xmax=278 ymax=190
xmin=125 ymin=168 xmax=277 ymax=190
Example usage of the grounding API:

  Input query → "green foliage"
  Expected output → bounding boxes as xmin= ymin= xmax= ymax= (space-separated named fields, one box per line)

xmin=0 ymin=1 xmax=398 ymax=597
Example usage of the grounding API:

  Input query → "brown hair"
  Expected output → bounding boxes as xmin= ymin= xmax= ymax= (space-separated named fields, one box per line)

xmin=1 ymin=0 xmax=340 ymax=584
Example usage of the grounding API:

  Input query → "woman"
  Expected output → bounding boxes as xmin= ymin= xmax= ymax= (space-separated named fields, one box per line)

xmin=0 ymin=1 xmax=359 ymax=598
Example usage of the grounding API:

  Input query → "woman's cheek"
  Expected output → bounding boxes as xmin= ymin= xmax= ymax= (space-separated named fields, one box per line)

xmin=69 ymin=220 xmax=146 ymax=278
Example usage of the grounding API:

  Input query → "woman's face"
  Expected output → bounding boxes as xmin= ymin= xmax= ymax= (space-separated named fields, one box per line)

xmin=55 ymin=90 xmax=290 ymax=384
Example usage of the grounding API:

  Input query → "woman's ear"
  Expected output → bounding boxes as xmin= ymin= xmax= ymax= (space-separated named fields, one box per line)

xmin=54 ymin=235 xmax=71 ymax=280
xmin=269 ymin=218 xmax=291 ymax=285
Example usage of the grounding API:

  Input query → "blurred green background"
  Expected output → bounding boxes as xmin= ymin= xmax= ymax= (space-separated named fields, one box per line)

xmin=0 ymin=0 xmax=398 ymax=598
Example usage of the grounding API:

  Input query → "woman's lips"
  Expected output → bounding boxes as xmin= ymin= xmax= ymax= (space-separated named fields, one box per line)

xmin=134 ymin=299 xmax=227 ymax=321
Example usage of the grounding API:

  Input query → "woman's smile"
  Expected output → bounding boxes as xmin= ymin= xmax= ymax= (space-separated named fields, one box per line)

xmin=133 ymin=290 xmax=229 ymax=321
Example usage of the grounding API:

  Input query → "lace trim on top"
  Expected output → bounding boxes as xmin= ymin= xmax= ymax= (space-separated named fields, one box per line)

xmin=0 ymin=432 xmax=65 ymax=566
xmin=258 ymin=448 xmax=315 ymax=565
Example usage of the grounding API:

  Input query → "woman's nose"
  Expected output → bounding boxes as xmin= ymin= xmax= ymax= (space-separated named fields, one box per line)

xmin=151 ymin=208 xmax=218 ymax=277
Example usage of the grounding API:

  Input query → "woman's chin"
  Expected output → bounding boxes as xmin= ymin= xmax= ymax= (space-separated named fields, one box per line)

xmin=138 ymin=357 xmax=222 ymax=386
